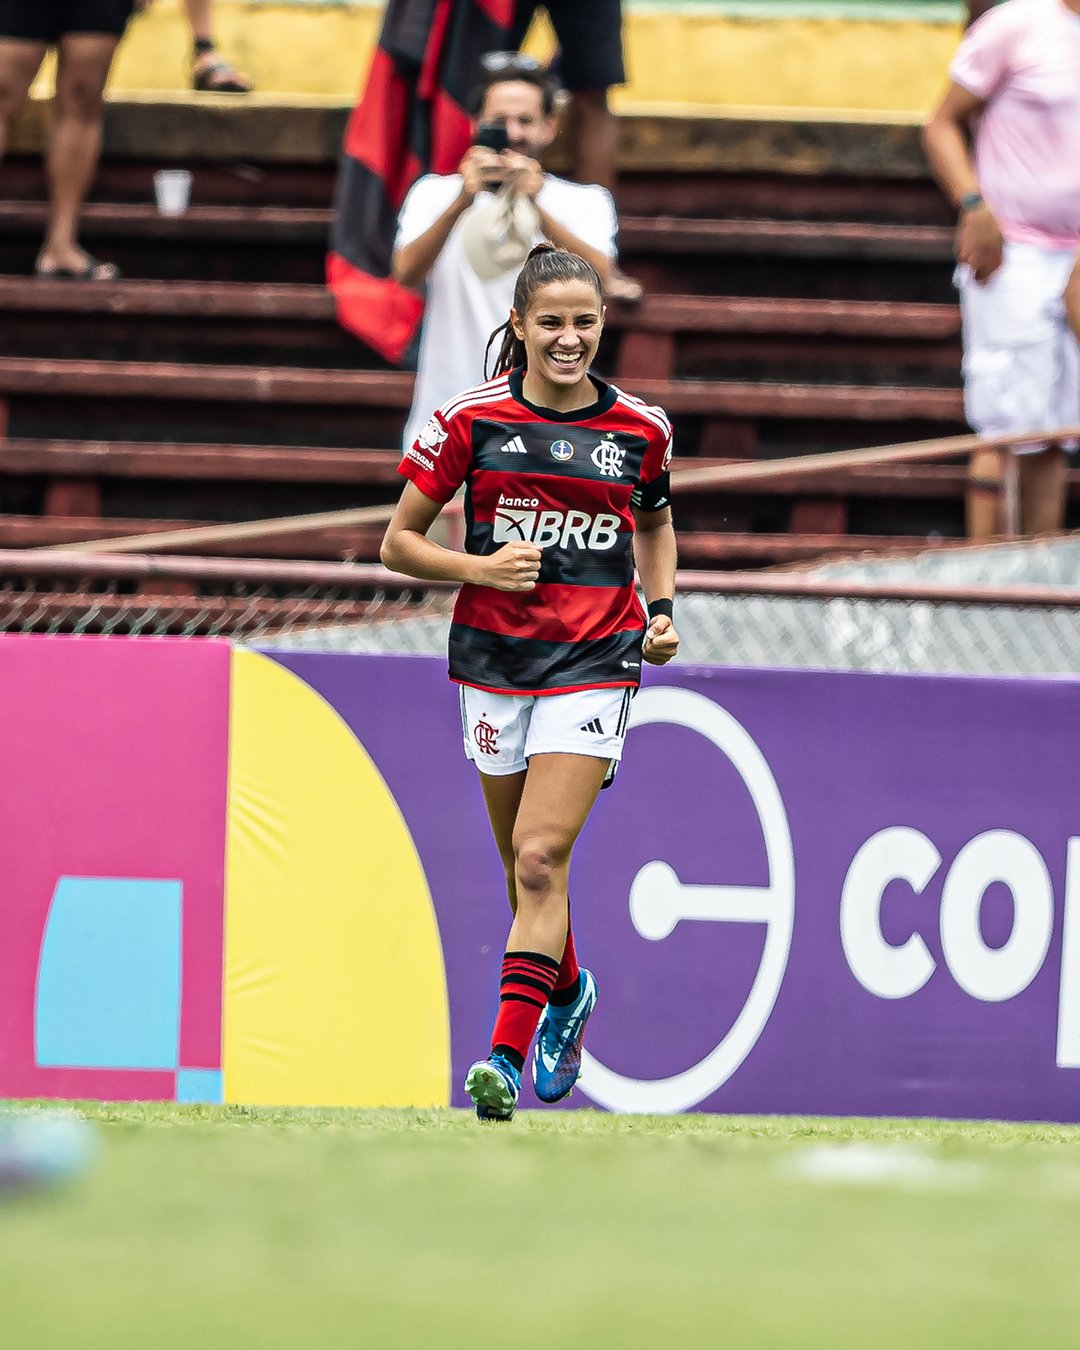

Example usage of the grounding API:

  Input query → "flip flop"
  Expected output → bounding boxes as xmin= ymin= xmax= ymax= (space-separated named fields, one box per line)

xmin=35 ymin=256 xmax=121 ymax=281
xmin=192 ymin=57 xmax=253 ymax=94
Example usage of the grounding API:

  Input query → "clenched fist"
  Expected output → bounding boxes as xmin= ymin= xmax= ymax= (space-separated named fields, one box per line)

xmin=479 ymin=542 xmax=542 ymax=592
xmin=643 ymin=614 xmax=680 ymax=666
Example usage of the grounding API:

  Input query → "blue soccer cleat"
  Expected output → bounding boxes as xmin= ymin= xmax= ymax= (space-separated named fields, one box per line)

xmin=464 ymin=1054 xmax=521 ymax=1121
xmin=532 ymin=969 xmax=597 ymax=1104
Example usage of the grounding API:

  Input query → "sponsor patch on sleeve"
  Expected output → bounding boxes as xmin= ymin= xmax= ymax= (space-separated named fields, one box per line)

xmin=404 ymin=447 xmax=436 ymax=472
xmin=416 ymin=417 xmax=448 ymax=457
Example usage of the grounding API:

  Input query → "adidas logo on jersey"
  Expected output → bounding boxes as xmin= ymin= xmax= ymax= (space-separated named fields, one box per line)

xmin=493 ymin=498 xmax=621 ymax=551
xmin=500 ymin=435 xmax=527 ymax=455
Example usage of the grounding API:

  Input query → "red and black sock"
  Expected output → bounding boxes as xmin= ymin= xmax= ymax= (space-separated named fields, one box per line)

xmin=491 ymin=950 xmax=560 ymax=1072
xmin=549 ymin=915 xmax=582 ymax=1008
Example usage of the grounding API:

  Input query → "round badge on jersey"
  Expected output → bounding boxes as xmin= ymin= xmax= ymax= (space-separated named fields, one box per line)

xmin=550 ymin=439 xmax=574 ymax=462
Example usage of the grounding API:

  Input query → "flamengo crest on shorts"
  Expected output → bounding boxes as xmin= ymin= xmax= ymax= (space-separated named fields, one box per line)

xmin=399 ymin=369 xmax=673 ymax=694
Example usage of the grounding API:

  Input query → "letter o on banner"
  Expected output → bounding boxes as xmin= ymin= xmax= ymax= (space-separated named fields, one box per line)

xmin=940 ymin=830 xmax=1054 ymax=1003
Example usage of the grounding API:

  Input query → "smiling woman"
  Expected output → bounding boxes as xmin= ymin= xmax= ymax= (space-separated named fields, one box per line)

xmin=485 ymin=245 xmax=606 ymax=407
xmin=380 ymin=242 xmax=679 ymax=1123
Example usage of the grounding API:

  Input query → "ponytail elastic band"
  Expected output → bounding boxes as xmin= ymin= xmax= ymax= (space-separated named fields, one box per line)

xmin=647 ymin=598 xmax=674 ymax=622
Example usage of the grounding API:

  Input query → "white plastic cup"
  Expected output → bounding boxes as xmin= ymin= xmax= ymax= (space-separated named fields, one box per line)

xmin=153 ymin=169 xmax=192 ymax=217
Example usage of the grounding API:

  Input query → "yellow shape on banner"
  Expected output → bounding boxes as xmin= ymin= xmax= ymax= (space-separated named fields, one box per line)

xmin=224 ymin=649 xmax=450 ymax=1107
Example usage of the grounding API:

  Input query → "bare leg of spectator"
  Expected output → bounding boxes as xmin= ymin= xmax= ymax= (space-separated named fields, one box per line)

xmin=566 ymin=87 xmax=642 ymax=303
xmin=186 ymin=0 xmax=252 ymax=93
xmin=966 ymin=445 xmax=1002 ymax=539
xmin=1018 ymin=445 xmax=1067 ymax=535
xmin=0 ymin=38 xmax=47 ymax=160
xmin=566 ymin=88 xmax=618 ymax=192
xmin=36 ymin=34 xmax=121 ymax=279
xmin=1066 ymin=250 xmax=1080 ymax=345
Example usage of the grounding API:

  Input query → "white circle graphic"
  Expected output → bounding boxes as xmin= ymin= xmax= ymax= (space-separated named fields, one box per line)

xmin=580 ymin=686 xmax=795 ymax=1114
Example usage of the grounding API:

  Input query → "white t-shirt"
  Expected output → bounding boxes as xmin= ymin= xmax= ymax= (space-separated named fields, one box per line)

xmin=395 ymin=173 xmax=618 ymax=450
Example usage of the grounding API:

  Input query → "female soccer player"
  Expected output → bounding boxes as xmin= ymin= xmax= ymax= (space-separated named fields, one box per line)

xmin=381 ymin=244 xmax=678 ymax=1120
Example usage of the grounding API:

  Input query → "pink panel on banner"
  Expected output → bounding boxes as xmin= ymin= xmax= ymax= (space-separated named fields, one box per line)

xmin=0 ymin=636 xmax=230 ymax=1101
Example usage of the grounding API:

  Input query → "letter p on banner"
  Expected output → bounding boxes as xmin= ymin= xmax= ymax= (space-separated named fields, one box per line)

xmin=1057 ymin=839 xmax=1080 ymax=1067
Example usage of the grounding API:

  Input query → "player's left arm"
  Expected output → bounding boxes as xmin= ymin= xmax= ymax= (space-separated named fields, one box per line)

xmin=633 ymin=504 xmax=679 ymax=666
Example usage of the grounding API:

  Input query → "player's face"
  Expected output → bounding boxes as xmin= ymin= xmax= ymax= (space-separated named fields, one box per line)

xmin=513 ymin=280 xmax=605 ymax=393
xmin=477 ymin=81 xmax=556 ymax=158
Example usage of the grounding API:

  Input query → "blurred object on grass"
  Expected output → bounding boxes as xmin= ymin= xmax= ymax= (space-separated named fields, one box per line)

xmin=0 ymin=1108 xmax=97 ymax=1195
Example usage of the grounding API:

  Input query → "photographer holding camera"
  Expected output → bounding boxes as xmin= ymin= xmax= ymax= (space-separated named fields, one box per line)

xmin=392 ymin=54 xmax=617 ymax=452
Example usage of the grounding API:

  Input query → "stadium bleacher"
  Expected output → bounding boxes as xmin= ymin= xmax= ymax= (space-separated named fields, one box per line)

xmin=2 ymin=99 xmax=1055 ymax=566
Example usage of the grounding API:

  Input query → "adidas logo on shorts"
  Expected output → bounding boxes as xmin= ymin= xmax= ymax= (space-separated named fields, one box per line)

xmin=579 ymin=719 xmax=605 ymax=735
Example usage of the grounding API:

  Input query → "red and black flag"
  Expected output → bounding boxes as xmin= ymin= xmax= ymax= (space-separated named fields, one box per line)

xmin=328 ymin=0 xmax=516 ymax=363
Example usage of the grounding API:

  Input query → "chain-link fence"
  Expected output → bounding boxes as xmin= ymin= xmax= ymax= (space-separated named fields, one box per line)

xmin=674 ymin=588 xmax=1080 ymax=676
xmin=0 ymin=554 xmax=456 ymax=646
xmin=804 ymin=536 xmax=1080 ymax=589
xmin=0 ymin=549 xmax=1077 ymax=677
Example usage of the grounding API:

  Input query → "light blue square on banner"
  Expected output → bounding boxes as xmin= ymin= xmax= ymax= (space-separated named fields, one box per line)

xmin=176 ymin=1069 xmax=224 ymax=1104
xmin=36 ymin=876 xmax=183 ymax=1071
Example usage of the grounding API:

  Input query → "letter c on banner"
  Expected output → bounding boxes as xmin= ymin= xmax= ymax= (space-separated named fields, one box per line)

xmin=840 ymin=827 xmax=940 ymax=999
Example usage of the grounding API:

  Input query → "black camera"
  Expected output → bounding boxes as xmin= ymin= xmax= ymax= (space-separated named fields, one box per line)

xmin=474 ymin=121 xmax=510 ymax=153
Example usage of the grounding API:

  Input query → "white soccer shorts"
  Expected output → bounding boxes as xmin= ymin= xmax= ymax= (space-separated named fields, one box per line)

xmin=459 ymin=684 xmax=635 ymax=778
xmin=957 ymin=240 xmax=1080 ymax=453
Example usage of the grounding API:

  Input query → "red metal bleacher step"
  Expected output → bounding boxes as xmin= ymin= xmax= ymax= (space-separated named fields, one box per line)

xmin=0 ymin=355 xmax=964 ymax=421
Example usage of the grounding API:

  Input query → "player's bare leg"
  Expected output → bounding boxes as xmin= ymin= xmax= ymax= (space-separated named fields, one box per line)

xmin=479 ymin=769 xmax=526 ymax=914
xmin=466 ymin=753 xmax=605 ymax=1118
xmin=507 ymin=752 xmax=607 ymax=958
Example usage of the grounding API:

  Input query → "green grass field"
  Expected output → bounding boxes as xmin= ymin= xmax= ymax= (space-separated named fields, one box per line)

xmin=3 ymin=1103 xmax=1080 ymax=1348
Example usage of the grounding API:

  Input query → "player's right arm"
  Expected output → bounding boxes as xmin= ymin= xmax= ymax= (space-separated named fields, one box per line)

xmin=381 ymin=483 xmax=541 ymax=590
xmin=386 ymin=404 xmax=541 ymax=589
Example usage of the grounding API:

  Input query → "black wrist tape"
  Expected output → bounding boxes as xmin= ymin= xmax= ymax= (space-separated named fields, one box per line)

xmin=647 ymin=598 xmax=674 ymax=621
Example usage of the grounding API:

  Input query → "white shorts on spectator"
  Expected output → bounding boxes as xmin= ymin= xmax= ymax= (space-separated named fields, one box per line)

xmin=957 ymin=241 xmax=1080 ymax=452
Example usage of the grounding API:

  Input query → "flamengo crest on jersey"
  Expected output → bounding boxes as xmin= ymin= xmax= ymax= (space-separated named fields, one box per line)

xmin=399 ymin=370 xmax=672 ymax=695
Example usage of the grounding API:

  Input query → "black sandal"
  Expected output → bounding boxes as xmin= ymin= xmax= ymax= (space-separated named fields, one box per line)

xmin=192 ymin=54 xmax=253 ymax=94
xmin=35 ymin=256 xmax=121 ymax=281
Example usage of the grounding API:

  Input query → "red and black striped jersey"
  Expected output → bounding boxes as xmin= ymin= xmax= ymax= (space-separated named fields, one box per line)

xmin=398 ymin=367 xmax=673 ymax=695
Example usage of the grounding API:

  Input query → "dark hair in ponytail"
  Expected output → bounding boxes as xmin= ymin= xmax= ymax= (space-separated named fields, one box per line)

xmin=484 ymin=243 xmax=604 ymax=378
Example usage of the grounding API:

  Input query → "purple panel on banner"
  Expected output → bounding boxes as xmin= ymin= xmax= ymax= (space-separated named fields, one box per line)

xmin=267 ymin=651 xmax=1080 ymax=1122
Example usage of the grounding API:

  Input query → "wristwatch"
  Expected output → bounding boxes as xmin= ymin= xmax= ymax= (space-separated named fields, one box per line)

xmin=959 ymin=191 xmax=985 ymax=212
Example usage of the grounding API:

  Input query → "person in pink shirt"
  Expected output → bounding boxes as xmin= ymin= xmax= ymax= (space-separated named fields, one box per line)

xmin=924 ymin=0 xmax=1080 ymax=538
